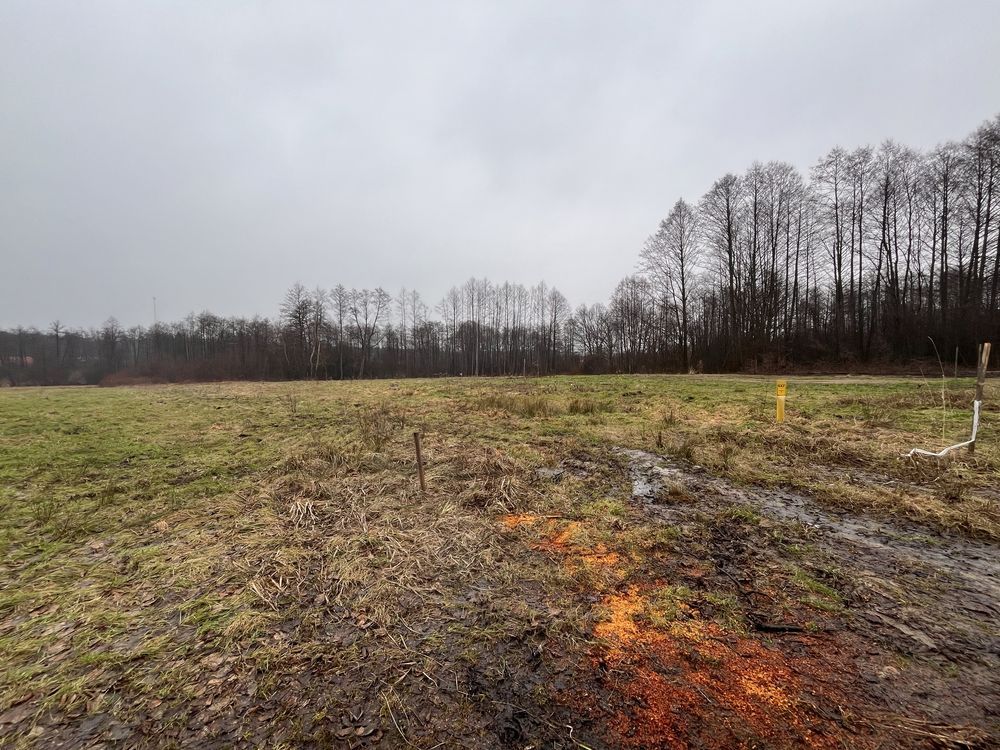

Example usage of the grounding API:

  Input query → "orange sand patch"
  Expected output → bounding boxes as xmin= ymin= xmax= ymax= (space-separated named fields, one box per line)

xmin=579 ymin=543 xmax=621 ymax=567
xmin=593 ymin=587 xmax=645 ymax=643
xmin=526 ymin=521 xmax=628 ymax=579
xmin=501 ymin=513 xmax=540 ymax=530
xmin=546 ymin=521 xmax=580 ymax=547
xmin=530 ymin=520 xmax=581 ymax=553
xmin=534 ymin=522 xmax=625 ymax=569
xmin=590 ymin=586 xmax=841 ymax=749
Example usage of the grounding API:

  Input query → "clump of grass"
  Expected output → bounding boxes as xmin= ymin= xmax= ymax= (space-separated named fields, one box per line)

xmin=791 ymin=566 xmax=842 ymax=612
xmin=721 ymin=505 xmax=761 ymax=524
xmin=790 ymin=433 xmax=868 ymax=468
xmin=791 ymin=567 xmax=838 ymax=598
xmin=568 ymin=397 xmax=614 ymax=414
xmin=802 ymin=595 xmax=843 ymax=613
xmin=450 ymin=446 xmax=528 ymax=511
xmin=284 ymin=434 xmax=361 ymax=473
xmin=356 ymin=402 xmax=405 ymax=451
xmin=935 ymin=478 xmax=967 ymax=505
xmin=479 ymin=393 xmax=555 ymax=418
xmin=703 ymin=592 xmax=745 ymax=631
xmin=568 ymin=397 xmax=595 ymax=415
xmin=668 ymin=434 xmax=700 ymax=463
xmin=96 ymin=481 xmax=122 ymax=509
xmin=618 ymin=524 xmax=679 ymax=553
xmin=30 ymin=497 xmax=59 ymax=527
xmin=719 ymin=443 xmax=737 ymax=470
xmin=280 ymin=392 xmax=299 ymax=416
xmin=582 ymin=497 xmax=628 ymax=519
xmin=166 ymin=488 xmax=185 ymax=511
xmin=263 ymin=475 xmax=328 ymax=527
xmin=655 ymin=479 xmax=693 ymax=503
xmin=857 ymin=395 xmax=893 ymax=427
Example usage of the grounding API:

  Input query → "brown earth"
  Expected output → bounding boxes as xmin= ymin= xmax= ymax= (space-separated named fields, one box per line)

xmin=3 ymin=436 xmax=997 ymax=748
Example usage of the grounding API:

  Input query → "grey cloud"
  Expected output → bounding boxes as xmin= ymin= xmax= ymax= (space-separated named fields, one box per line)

xmin=2 ymin=0 xmax=998 ymax=327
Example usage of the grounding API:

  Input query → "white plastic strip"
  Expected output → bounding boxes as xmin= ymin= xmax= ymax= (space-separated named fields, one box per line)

xmin=904 ymin=400 xmax=981 ymax=458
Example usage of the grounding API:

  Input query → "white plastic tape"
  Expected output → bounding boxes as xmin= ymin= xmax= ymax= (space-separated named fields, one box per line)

xmin=904 ymin=400 xmax=981 ymax=458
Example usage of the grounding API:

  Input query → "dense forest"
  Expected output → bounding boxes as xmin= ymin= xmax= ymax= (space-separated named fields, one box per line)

xmin=3 ymin=115 xmax=999 ymax=385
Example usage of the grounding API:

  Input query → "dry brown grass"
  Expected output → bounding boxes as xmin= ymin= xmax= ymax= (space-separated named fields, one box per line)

xmin=245 ymin=434 xmax=538 ymax=628
xmin=478 ymin=392 xmax=555 ymax=417
xmin=2 ymin=375 xmax=998 ymax=746
xmin=355 ymin=401 xmax=406 ymax=451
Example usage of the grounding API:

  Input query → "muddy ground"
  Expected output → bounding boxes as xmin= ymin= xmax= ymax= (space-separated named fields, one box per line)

xmin=3 ymin=443 xmax=998 ymax=749
xmin=545 ymin=448 xmax=999 ymax=748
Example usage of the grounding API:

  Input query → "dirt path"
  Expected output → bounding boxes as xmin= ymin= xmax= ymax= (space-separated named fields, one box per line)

xmin=620 ymin=447 xmax=1000 ymax=744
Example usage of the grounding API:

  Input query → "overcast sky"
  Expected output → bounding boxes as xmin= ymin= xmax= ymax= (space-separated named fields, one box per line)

xmin=2 ymin=0 xmax=999 ymax=328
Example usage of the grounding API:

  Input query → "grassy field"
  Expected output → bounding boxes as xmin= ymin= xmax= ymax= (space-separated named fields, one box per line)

xmin=1 ymin=375 xmax=997 ymax=748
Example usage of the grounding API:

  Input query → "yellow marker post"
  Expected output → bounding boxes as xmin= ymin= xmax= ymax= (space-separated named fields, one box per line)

xmin=776 ymin=380 xmax=787 ymax=423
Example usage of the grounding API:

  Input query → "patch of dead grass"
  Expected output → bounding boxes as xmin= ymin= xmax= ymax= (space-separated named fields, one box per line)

xmin=478 ymin=392 xmax=555 ymax=418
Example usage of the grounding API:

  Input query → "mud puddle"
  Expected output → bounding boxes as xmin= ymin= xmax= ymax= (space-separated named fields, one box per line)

xmin=622 ymin=449 xmax=999 ymax=601
xmin=619 ymin=448 xmax=1000 ymax=739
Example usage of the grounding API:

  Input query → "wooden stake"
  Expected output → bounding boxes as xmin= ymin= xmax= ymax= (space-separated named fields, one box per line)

xmin=969 ymin=342 xmax=991 ymax=455
xmin=413 ymin=432 xmax=426 ymax=492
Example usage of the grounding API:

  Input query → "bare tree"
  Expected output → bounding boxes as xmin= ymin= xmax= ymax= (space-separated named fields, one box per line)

xmin=350 ymin=288 xmax=391 ymax=378
xmin=641 ymin=198 xmax=700 ymax=370
xmin=50 ymin=320 xmax=63 ymax=364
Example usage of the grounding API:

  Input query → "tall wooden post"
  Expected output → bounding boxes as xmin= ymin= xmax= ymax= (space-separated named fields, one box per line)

xmin=413 ymin=432 xmax=427 ymax=492
xmin=970 ymin=343 xmax=991 ymax=454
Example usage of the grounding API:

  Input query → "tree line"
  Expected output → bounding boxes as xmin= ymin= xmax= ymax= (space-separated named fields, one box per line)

xmin=2 ymin=114 xmax=998 ymax=385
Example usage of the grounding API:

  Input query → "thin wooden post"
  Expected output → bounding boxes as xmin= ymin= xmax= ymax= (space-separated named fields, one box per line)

xmin=413 ymin=432 xmax=426 ymax=492
xmin=776 ymin=380 xmax=787 ymax=423
xmin=969 ymin=343 xmax=991 ymax=455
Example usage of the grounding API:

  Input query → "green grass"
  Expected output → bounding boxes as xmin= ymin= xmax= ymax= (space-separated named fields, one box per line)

xmin=791 ymin=566 xmax=844 ymax=612
xmin=0 ymin=374 xmax=997 ymax=740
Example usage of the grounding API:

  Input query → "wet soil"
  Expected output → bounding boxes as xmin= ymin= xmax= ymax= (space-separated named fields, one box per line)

xmin=618 ymin=447 xmax=999 ymax=746
xmin=5 ymin=448 xmax=997 ymax=749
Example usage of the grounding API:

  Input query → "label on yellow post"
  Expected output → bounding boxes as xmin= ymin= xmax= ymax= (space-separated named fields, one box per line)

xmin=776 ymin=380 xmax=787 ymax=397
xmin=776 ymin=380 xmax=786 ymax=423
